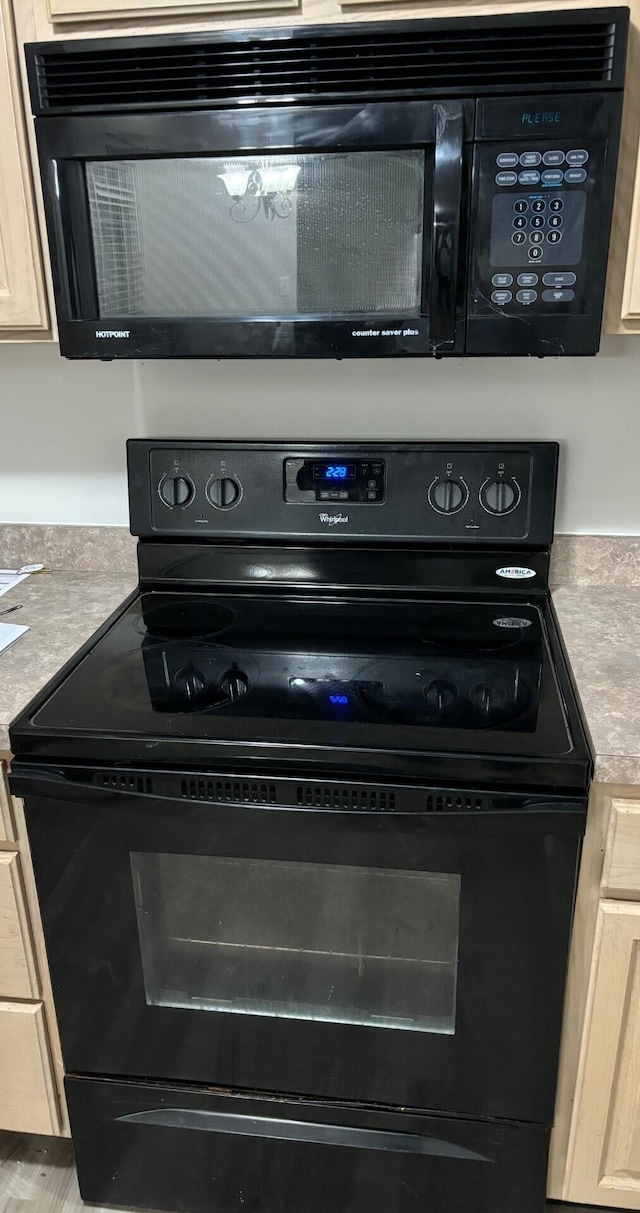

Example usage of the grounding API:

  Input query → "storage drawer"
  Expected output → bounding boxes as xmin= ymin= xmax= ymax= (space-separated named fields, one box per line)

xmin=0 ymin=850 xmax=39 ymax=998
xmin=601 ymin=799 xmax=640 ymax=899
xmin=0 ymin=1000 xmax=59 ymax=1134
xmin=66 ymin=1076 xmax=549 ymax=1213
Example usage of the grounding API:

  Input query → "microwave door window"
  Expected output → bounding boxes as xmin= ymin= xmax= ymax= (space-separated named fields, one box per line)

xmin=85 ymin=153 xmax=425 ymax=319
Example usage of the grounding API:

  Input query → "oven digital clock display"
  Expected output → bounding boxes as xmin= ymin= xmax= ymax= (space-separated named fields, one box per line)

xmin=313 ymin=463 xmax=356 ymax=480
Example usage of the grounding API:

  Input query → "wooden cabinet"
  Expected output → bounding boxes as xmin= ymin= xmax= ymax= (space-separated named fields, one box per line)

xmin=0 ymin=0 xmax=48 ymax=331
xmin=602 ymin=798 xmax=640 ymax=898
xmin=549 ymin=787 xmax=640 ymax=1209
xmin=621 ymin=150 xmax=640 ymax=323
xmin=47 ymin=0 xmax=296 ymax=28
xmin=0 ymin=849 xmax=39 ymax=998
xmin=0 ymin=765 xmax=13 ymax=841
xmin=0 ymin=1000 xmax=60 ymax=1134
xmin=566 ymin=902 xmax=640 ymax=1208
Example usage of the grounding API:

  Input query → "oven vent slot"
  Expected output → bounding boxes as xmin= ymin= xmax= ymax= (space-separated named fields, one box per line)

xmin=31 ymin=14 xmax=623 ymax=116
xmin=100 ymin=773 xmax=154 ymax=794
xmin=296 ymin=784 xmax=396 ymax=811
xmin=425 ymin=794 xmax=489 ymax=812
xmin=181 ymin=779 xmax=277 ymax=804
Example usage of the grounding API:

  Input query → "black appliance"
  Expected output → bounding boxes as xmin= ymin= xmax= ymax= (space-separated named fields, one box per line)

xmin=26 ymin=8 xmax=627 ymax=360
xmin=10 ymin=440 xmax=591 ymax=1213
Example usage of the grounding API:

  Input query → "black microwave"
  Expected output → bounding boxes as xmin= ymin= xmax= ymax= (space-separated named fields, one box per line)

xmin=26 ymin=7 xmax=628 ymax=360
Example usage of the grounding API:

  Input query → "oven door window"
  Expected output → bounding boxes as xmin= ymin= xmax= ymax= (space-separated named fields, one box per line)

xmin=85 ymin=152 xmax=425 ymax=318
xmin=131 ymin=853 xmax=460 ymax=1034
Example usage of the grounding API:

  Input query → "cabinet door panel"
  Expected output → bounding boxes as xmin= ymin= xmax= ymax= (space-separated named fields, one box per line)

xmin=0 ymin=850 xmax=39 ymax=998
xmin=0 ymin=764 xmax=13 ymax=841
xmin=602 ymin=799 xmax=640 ymax=899
xmin=0 ymin=1000 xmax=59 ymax=1135
xmin=0 ymin=0 xmax=47 ymax=329
xmin=565 ymin=900 xmax=640 ymax=1208
xmin=47 ymin=0 xmax=297 ymax=24
xmin=622 ymin=139 xmax=640 ymax=322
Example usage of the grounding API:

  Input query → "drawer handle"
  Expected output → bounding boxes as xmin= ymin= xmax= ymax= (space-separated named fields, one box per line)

xmin=119 ymin=1109 xmax=488 ymax=1160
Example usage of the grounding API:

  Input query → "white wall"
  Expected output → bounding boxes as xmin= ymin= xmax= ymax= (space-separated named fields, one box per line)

xmin=0 ymin=336 xmax=638 ymax=533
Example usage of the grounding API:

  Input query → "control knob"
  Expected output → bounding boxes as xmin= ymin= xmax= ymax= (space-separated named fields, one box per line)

xmin=481 ymin=479 xmax=518 ymax=515
xmin=429 ymin=478 xmax=467 ymax=515
xmin=159 ymin=475 xmax=195 ymax=508
xmin=207 ymin=477 xmax=242 ymax=510
xmin=175 ymin=663 xmax=207 ymax=703
xmin=220 ymin=667 xmax=249 ymax=701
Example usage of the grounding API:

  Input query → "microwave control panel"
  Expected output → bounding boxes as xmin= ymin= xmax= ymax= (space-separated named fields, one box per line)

xmin=470 ymin=141 xmax=601 ymax=318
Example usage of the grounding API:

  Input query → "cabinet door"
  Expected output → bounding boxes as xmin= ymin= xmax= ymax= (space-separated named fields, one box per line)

xmin=564 ymin=900 xmax=640 ymax=1209
xmin=0 ymin=0 xmax=48 ymax=329
xmin=0 ymin=1000 xmax=60 ymax=1134
xmin=622 ymin=145 xmax=640 ymax=322
xmin=47 ymin=0 xmax=296 ymax=25
xmin=0 ymin=851 xmax=39 ymax=999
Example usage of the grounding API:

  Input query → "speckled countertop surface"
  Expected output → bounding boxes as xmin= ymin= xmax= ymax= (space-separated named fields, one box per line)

xmin=553 ymin=587 xmax=640 ymax=786
xmin=0 ymin=571 xmax=136 ymax=756
xmin=0 ymin=537 xmax=637 ymax=788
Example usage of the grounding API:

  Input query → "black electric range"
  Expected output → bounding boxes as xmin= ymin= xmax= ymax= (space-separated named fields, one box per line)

xmin=10 ymin=441 xmax=591 ymax=1213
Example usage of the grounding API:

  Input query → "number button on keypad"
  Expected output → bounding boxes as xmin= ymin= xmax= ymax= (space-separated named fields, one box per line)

xmin=513 ymin=199 xmax=528 ymax=214
xmin=532 ymin=200 xmax=546 ymax=213
xmin=550 ymin=198 xmax=564 ymax=212
xmin=549 ymin=214 xmax=563 ymax=228
xmin=531 ymin=215 xmax=545 ymax=228
xmin=513 ymin=216 xmax=527 ymax=229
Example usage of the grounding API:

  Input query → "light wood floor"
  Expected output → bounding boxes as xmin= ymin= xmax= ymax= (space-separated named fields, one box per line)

xmin=0 ymin=1130 xmax=611 ymax=1213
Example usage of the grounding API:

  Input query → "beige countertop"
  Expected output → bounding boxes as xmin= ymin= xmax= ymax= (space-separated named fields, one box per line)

xmin=553 ymin=586 xmax=640 ymax=786
xmin=0 ymin=571 xmax=136 ymax=756
xmin=0 ymin=561 xmax=637 ymax=790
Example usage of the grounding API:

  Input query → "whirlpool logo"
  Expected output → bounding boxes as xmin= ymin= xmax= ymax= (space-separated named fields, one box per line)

xmin=319 ymin=513 xmax=349 ymax=525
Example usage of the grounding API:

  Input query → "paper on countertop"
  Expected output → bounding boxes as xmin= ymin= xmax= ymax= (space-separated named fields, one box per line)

xmin=0 ymin=564 xmax=44 ymax=598
xmin=0 ymin=621 xmax=29 ymax=655
xmin=0 ymin=571 xmax=30 ymax=597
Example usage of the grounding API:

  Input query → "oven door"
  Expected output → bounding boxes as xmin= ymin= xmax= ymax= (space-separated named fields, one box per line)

xmin=35 ymin=100 xmax=471 ymax=359
xmin=19 ymin=766 xmax=582 ymax=1124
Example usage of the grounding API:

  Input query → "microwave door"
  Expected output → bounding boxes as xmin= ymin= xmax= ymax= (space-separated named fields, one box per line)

xmin=37 ymin=100 xmax=468 ymax=359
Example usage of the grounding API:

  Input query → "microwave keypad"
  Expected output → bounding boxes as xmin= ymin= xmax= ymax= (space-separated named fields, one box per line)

xmin=490 ymin=191 xmax=586 ymax=268
xmin=472 ymin=143 xmax=595 ymax=317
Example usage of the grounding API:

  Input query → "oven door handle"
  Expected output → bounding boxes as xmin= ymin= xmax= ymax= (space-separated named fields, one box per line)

xmin=429 ymin=102 xmax=465 ymax=350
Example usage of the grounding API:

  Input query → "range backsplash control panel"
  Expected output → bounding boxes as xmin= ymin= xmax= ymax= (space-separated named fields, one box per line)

xmin=128 ymin=442 xmax=559 ymax=546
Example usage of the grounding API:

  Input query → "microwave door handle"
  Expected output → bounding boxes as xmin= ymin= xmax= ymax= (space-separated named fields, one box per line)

xmin=429 ymin=102 xmax=465 ymax=349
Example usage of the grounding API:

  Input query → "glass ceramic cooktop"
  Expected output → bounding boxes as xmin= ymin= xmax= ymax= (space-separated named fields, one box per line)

xmin=32 ymin=592 xmax=573 ymax=760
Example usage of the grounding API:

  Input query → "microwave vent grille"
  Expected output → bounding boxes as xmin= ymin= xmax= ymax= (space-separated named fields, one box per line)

xmin=32 ymin=15 xmax=621 ymax=114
